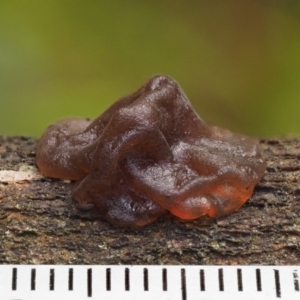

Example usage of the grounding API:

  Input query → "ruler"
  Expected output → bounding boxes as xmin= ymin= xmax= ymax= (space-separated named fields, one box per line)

xmin=1 ymin=265 xmax=299 ymax=300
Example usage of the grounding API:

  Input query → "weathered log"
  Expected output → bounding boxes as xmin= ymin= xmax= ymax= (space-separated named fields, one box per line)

xmin=0 ymin=136 xmax=299 ymax=265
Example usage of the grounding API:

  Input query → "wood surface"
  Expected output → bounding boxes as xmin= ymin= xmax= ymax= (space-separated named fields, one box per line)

xmin=0 ymin=136 xmax=300 ymax=265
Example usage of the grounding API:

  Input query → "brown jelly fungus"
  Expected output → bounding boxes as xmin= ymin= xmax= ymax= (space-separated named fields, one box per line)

xmin=36 ymin=75 xmax=266 ymax=226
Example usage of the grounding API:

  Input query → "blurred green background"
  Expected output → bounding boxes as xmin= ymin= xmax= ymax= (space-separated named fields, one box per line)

xmin=1 ymin=1 xmax=300 ymax=137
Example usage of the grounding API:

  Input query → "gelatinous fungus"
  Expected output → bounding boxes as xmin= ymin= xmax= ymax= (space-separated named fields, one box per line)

xmin=36 ymin=75 xmax=266 ymax=226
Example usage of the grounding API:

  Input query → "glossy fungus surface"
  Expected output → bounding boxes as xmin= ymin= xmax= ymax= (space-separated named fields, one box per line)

xmin=36 ymin=75 xmax=266 ymax=226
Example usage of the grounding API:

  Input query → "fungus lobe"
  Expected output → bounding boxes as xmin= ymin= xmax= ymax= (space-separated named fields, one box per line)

xmin=36 ymin=75 xmax=266 ymax=226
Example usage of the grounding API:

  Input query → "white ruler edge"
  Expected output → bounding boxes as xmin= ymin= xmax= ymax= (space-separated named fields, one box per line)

xmin=1 ymin=265 xmax=299 ymax=300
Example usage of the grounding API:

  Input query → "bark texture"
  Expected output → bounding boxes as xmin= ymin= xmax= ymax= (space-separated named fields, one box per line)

xmin=0 ymin=136 xmax=300 ymax=265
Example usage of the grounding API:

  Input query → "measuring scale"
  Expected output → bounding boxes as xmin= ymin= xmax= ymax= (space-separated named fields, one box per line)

xmin=1 ymin=265 xmax=299 ymax=300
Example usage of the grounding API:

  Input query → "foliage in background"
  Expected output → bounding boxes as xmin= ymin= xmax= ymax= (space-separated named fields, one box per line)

xmin=0 ymin=1 xmax=299 ymax=137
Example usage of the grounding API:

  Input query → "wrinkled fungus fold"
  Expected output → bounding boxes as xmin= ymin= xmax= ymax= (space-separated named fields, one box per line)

xmin=36 ymin=75 xmax=266 ymax=226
